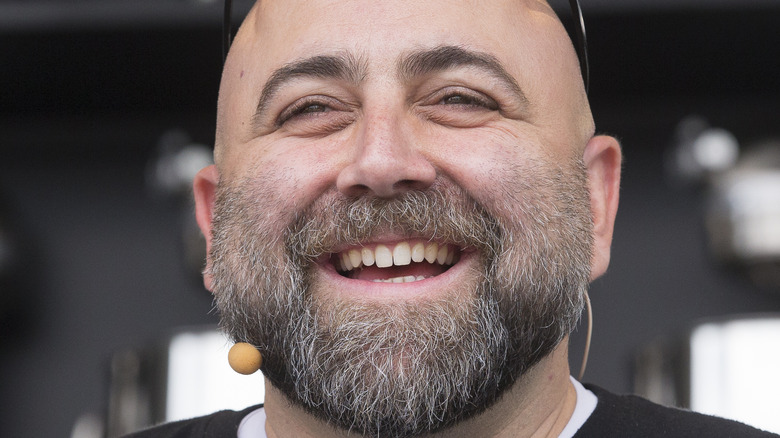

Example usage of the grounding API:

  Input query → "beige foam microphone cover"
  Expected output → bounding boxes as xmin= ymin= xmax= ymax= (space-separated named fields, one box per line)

xmin=228 ymin=342 xmax=263 ymax=375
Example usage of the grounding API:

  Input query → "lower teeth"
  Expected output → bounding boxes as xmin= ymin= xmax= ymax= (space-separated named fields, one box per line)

xmin=372 ymin=275 xmax=428 ymax=283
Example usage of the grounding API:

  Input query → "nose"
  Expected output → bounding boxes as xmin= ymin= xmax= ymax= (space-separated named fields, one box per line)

xmin=336 ymin=111 xmax=436 ymax=198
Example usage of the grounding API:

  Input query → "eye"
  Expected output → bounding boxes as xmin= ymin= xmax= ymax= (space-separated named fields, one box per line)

xmin=272 ymin=94 xmax=357 ymax=136
xmin=429 ymin=86 xmax=500 ymax=113
xmin=296 ymin=103 xmax=328 ymax=114
xmin=276 ymin=97 xmax=340 ymax=126
xmin=417 ymin=86 xmax=501 ymax=127
xmin=439 ymin=92 xmax=497 ymax=110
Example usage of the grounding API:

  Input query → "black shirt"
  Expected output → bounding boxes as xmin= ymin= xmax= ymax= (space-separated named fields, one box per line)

xmin=123 ymin=384 xmax=779 ymax=437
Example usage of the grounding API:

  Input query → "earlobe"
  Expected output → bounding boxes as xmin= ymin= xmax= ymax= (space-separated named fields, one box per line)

xmin=193 ymin=164 xmax=220 ymax=291
xmin=583 ymin=135 xmax=622 ymax=281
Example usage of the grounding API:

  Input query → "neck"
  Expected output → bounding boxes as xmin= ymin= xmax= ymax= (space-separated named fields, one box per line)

xmin=263 ymin=339 xmax=577 ymax=438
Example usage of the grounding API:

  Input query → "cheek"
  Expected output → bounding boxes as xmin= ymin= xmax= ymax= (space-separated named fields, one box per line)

xmin=226 ymin=136 xmax=348 ymax=214
xmin=430 ymin=126 xmax=546 ymax=203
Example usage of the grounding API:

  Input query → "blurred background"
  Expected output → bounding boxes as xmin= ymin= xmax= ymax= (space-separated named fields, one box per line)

xmin=1 ymin=0 xmax=779 ymax=436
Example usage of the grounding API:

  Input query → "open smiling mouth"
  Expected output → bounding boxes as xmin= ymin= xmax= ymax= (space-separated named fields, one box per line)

xmin=332 ymin=240 xmax=462 ymax=284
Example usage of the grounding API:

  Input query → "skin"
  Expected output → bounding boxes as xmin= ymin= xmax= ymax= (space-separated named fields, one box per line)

xmin=193 ymin=0 xmax=622 ymax=436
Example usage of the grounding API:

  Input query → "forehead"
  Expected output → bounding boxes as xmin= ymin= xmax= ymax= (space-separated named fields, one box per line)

xmin=237 ymin=0 xmax=567 ymax=74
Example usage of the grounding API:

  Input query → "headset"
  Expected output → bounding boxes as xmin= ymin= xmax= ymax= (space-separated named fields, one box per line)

xmin=222 ymin=0 xmax=589 ymax=93
xmin=219 ymin=0 xmax=593 ymax=379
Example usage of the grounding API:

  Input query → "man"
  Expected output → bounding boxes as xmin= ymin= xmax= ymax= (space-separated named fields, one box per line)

xmin=127 ymin=0 xmax=777 ymax=437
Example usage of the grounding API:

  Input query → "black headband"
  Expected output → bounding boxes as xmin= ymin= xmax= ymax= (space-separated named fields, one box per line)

xmin=222 ymin=0 xmax=589 ymax=93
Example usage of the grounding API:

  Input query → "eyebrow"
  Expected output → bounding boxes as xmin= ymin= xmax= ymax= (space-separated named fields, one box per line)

xmin=398 ymin=45 xmax=528 ymax=106
xmin=254 ymin=53 xmax=367 ymax=124
xmin=253 ymin=45 xmax=527 ymax=127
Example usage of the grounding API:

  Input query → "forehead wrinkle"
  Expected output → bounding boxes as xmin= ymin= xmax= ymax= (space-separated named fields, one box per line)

xmin=396 ymin=45 xmax=529 ymax=106
xmin=253 ymin=52 xmax=368 ymax=125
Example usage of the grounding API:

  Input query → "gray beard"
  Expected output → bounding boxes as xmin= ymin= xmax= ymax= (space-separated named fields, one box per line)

xmin=208 ymin=159 xmax=593 ymax=437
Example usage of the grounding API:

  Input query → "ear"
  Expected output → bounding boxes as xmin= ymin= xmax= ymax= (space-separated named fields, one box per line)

xmin=193 ymin=164 xmax=220 ymax=292
xmin=583 ymin=135 xmax=622 ymax=281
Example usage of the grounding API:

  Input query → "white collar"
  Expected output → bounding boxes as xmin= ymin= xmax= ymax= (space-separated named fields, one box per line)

xmin=558 ymin=377 xmax=598 ymax=438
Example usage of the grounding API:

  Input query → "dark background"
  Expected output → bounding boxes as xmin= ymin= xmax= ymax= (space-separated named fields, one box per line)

xmin=2 ymin=1 xmax=779 ymax=436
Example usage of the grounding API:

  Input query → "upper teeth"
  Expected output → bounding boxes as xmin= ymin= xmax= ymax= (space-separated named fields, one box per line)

xmin=338 ymin=240 xmax=458 ymax=272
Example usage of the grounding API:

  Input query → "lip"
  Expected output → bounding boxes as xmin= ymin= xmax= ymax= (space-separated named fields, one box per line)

xmin=315 ymin=249 xmax=478 ymax=301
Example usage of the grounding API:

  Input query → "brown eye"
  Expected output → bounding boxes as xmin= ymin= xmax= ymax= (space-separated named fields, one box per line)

xmin=275 ymin=95 xmax=356 ymax=135
xmin=298 ymin=103 xmax=328 ymax=114
xmin=443 ymin=95 xmax=472 ymax=105
xmin=418 ymin=87 xmax=502 ymax=128
xmin=276 ymin=101 xmax=331 ymax=126
xmin=440 ymin=92 xmax=498 ymax=110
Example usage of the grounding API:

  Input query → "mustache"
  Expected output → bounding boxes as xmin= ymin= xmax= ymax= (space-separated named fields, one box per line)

xmin=285 ymin=181 xmax=503 ymax=261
